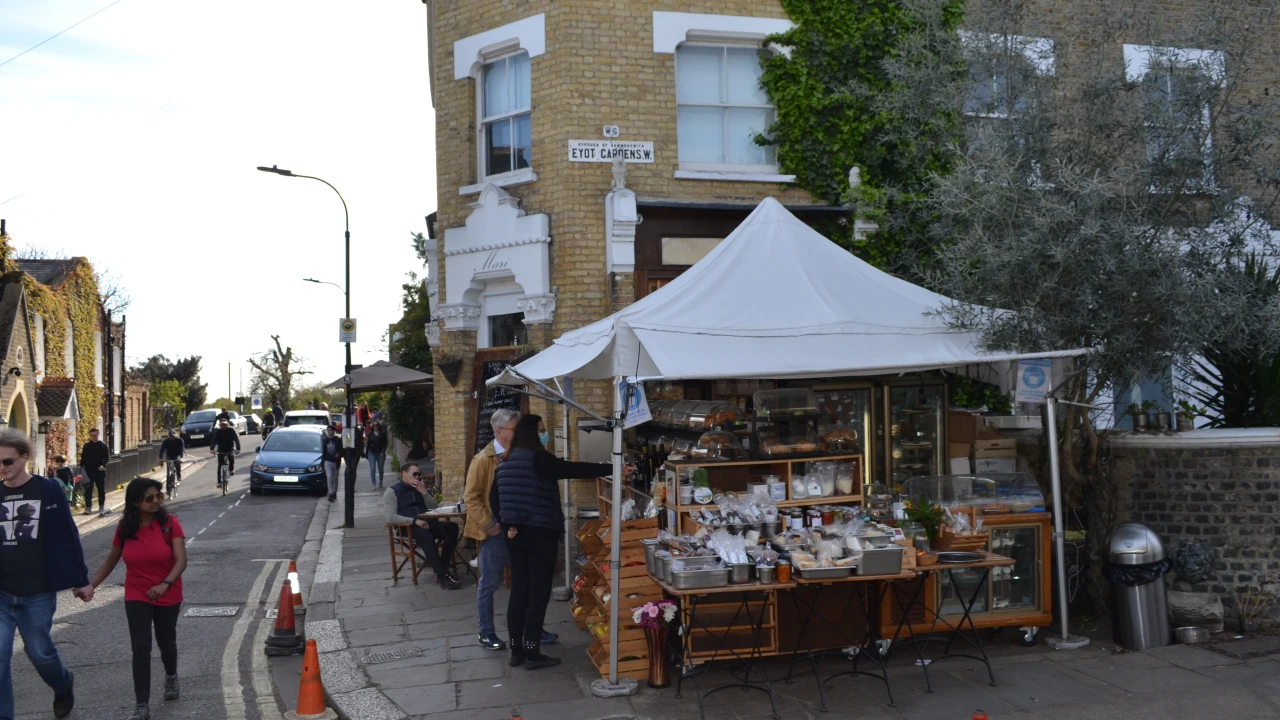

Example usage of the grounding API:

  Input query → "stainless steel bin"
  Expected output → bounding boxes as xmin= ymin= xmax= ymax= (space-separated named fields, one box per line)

xmin=1105 ymin=522 xmax=1172 ymax=650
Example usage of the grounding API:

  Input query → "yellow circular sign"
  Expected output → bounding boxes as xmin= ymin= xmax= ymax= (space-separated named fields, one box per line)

xmin=341 ymin=319 xmax=355 ymax=331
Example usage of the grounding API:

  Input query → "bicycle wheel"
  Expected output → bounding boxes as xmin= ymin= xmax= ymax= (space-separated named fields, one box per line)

xmin=219 ymin=463 xmax=227 ymax=496
xmin=167 ymin=466 xmax=176 ymax=500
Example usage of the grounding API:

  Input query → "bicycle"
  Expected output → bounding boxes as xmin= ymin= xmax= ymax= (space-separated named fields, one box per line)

xmin=215 ymin=451 xmax=234 ymax=496
xmin=165 ymin=459 xmax=181 ymax=500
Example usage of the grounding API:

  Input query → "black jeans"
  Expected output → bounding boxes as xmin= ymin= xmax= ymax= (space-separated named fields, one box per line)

xmin=506 ymin=525 xmax=559 ymax=645
xmin=83 ymin=470 xmax=106 ymax=511
xmin=125 ymin=601 xmax=180 ymax=704
xmin=410 ymin=520 xmax=459 ymax=579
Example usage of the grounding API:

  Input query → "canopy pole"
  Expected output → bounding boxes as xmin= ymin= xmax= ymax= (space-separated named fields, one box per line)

xmin=1044 ymin=397 xmax=1090 ymax=650
xmin=560 ymin=400 xmax=573 ymax=595
xmin=608 ymin=379 xmax=624 ymax=683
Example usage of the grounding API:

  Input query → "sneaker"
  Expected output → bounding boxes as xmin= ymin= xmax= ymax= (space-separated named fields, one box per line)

xmin=129 ymin=702 xmax=150 ymax=720
xmin=328 ymin=494 xmax=336 ymax=502
xmin=540 ymin=630 xmax=559 ymax=645
xmin=53 ymin=672 xmax=74 ymax=718
xmin=438 ymin=574 xmax=461 ymax=590
xmin=469 ymin=557 xmax=480 ymax=569
xmin=99 ymin=508 xmax=110 ymax=516
xmin=509 ymin=638 xmax=526 ymax=668
xmin=163 ymin=674 xmax=180 ymax=701
xmin=83 ymin=508 xmax=93 ymax=516
xmin=478 ymin=634 xmax=506 ymax=650
xmin=524 ymin=643 xmax=561 ymax=671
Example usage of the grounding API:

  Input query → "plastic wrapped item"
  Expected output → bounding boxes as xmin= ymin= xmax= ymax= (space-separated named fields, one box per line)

xmin=753 ymin=388 xmax=820 ymax=419
xmin=835 ymin=463 xmax=856 ymax=495
xmin=791 ymin=475 xmax=809 ymax=500
xmin=815 ymin=462 xmax=837 ymax=497
xmin=692 ymin=429 xmax=745 ymax=460
xmin=621 ymin=499 xmax=637 ymax=521
xmin=821 ymin=424 xmax=860 ymax=452
xmin=805 ymin=474 xmax=824 ymax=499
xmin=755 ymin=423 xmax=820 ymax=457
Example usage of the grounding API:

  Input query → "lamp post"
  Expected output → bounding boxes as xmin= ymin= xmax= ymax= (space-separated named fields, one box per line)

xmin=258 ymin=164 xmax=357 ymax=528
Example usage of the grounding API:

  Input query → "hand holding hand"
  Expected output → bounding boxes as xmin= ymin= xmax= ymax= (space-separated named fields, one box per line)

xmin=73 ymin=586 xmax=94 ymax=603
xmin=485 ymin=524 xmax=501 ymax=537
xmin=146 ymin=583 xmax=168 ymax=601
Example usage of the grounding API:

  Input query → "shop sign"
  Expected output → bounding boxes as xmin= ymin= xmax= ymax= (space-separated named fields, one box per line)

xmin=1015 ymin=358 xmax=1052 ymax=404
xmin=617 ymin=379 xmax=652 ymax=429
xmin=568 ymin=140 xmax=655 ymax=163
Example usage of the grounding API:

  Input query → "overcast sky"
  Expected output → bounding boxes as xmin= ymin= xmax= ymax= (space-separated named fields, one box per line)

xmin=1 ymin=0 xmax=436 ymax=404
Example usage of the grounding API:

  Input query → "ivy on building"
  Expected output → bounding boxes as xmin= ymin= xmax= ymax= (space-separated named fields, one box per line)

xmin=759 ymin=0 xmax=965 ymax=272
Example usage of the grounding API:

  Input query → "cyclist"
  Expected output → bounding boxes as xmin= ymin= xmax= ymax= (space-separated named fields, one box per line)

xmin=158 ymin=429 xmax=186 ymax=496
xmin=209 ymin=419 xmax=241 ymax=485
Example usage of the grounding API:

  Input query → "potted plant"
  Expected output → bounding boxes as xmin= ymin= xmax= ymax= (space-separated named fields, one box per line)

xmin=1232 ymin=586 xmax=1273 ymax=633
xmin=1176 ymin=400 xmax=1200 ymax=432
xmin=632 ymin=599 xmax=679 ymax=688
xmin=903 ymin=495 xmax=945 ymax=545
xmin=1153 ymin=405 xmax=1173 ymax=432
xmin=1126 ymin=402 xmax=1150 ymax=431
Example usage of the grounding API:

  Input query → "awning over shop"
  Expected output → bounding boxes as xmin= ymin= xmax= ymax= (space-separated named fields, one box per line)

xmin=492 ymin=197 xmax=1086 ymax=389
xmin=325 ymin=360 xmax=433 ymax=393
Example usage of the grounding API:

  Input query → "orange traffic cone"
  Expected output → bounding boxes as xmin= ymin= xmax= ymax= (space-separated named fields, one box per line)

xmin=284 ymin=639 xmax=337 ymax=720
xmin=264 ymin=580 xmax=305 ymax=656
xmin=289 ymin=560 xmax=306 ymax=616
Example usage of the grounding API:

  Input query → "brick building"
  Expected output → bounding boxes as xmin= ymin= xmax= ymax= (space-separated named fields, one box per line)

xmin=422 ymin=1 xmax=1280 ymax=498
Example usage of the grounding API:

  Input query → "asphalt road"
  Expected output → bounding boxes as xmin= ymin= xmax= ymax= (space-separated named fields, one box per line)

xmin=11 ymin=438 xmax=319 ymax=720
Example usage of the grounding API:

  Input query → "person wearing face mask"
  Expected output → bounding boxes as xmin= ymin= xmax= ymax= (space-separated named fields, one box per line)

xmin=537 ymin=422 xmax=551 ymax=449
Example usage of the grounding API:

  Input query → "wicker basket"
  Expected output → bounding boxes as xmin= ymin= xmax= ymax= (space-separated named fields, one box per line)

xmin=934 ymin=527 xmax=990 ymax=551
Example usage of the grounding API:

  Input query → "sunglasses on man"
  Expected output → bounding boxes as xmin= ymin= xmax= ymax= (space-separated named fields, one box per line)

xmin=0 ymin=457 xmax=20 ymax=467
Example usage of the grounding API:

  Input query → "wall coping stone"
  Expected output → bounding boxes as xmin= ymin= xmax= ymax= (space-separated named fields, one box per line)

xmin=1110 ymin=427 xmax=1280 ymax=449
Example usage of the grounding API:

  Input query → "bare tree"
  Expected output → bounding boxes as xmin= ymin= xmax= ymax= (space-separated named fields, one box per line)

xmin=95 ymin=267 xmax=131 ymax=315
xmin=12 ymin=245 xmax=69 ymax=260
xmin=248 ymin=335 xmax=312 ymax=409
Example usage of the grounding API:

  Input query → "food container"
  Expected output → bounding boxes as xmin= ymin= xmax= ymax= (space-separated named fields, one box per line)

xmin=679 ymin=484 xmax=694 ymax=504
xmin=820 ymin=510 xmax=835 ymax=525
xmin=671 ymin=566 xmax=731 ymax=590
xmin=856 ymin=547 xmax=904 ymax=576
xmin=822 ymin=424 xmax=860 ymax=453
xmin=757 ymin=565 xmax=776 ymax=584
xmin=835 ymin=462 xmax=856 ymax=495
xmin=797 ymin=565 xmax=853 ymax=580
xmin=815 ymin=462 xmax=837 ymax=497
xmin=762 ymin=520 xmax=782 ymax=538
xmin=775 ymin=563 xmax=792 ymax=582
xmin=747 ymin=482 xmax=768 ymax=496
xmin=653 ymin=552 xmax=671 ymax=583
xmin=641 ymin=538 xmax=661 ymax=577
xmin=1175 ymin=626 xmax=1210 ymax=644
xmin=691 ymin=429 xmax=744 ymax=460
xmin=763 ymin=474 xmax=786 ymax=501
xmin=728 ymin=522 xmax=746 ymax=536
xmin=728 ymin=563 xmax=753 ymax=584
xmin=788 ymin=510 xmax=805 ymax=531
xmin=753 ymin=388 xmax=820 ymax=419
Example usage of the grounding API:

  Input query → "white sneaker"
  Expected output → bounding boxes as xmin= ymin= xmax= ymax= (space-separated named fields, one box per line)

xmin=469 ymin=557 xmax=479 ymax=568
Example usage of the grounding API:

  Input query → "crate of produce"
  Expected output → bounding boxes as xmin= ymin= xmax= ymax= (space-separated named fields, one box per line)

xmin=934 ymin=527 xmax=990 ymax=551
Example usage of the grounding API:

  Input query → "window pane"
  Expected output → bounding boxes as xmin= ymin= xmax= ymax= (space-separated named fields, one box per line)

xmin=511 ymin=52 xmax=531 ymax=111
xmin=513 ymin=113 xmax=532 ymax=170
xmin=677 ymin=106 xmax=724 ymax=163
xmin=676 ymin=46 xmax=723 ymax=103
xmin=726 ymin=107 xmax=771 ymax=164
xmin=485 ymin=119 xmax=513 ymax=175
xmin=483 ymin=59 xmax=509 ymax=119
xmin=726 ymin=47 xmax=767 ymax=105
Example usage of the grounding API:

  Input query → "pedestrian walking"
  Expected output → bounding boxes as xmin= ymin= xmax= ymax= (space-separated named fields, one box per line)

xmin=464 ymin=408 xmax=520 ymax=651
xmin=0 ymin=429 xmax=88 ymax=719
xmin=365 ymin=421 xmax=388 ymax=489
xmin=271 ymin=403 xmax=284 ymax=426
xmin=52 ymin=456 xmax=75 ymax=500
xmin=322 ymin=426 xmax=342 ymax=502
xmin=383 ymin=463 xmax=461 ymax=589
xmin=80 ymin=427 xmax=111 ymax=516
xmin=493 ymin=414 xmax=621 ymax=669
xmin=84 ymin=478 xmax=186 ymax=720
xmin=357 ymin=402 xmax=371 ymax=430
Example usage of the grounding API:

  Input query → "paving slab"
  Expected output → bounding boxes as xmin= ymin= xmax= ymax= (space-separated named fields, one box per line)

xmin=1209 ymin=635 xmax=1280 ymax=658
xmin=333 ymin=686 xmax=411 ymax=720
xmin=890 ymin=669 xmax=1016 ymax=720
xmin=367 ymin=661 xmax=450 ymax=689
xmin=1144 ymin=643 xmax=1241 ymax=669
xmin=1193 ymin=660 xmax=1280 ymax=696
xmin=1071 ymin=659 xmax=1218 ymax=694
xmin=385 ymin=682 xmax=459 ymax=715
xmin=960 ymin=658 xmax=1122 ymax=711
xmin=350 ymin=623 xmax=410 ymax=646
xmin=455 ymin=672 xmax=585 ymax=710
xmin=449 ymin=657 xmax=509 ymax=682
xmin=319 ymin=649 xmax=371 ymax=694
xmin=450 ymin=643 xmax=508 ymax=662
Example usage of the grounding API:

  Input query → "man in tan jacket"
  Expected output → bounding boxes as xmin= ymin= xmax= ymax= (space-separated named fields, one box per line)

xmin=464 ymin=408 xmax=519 ymax=651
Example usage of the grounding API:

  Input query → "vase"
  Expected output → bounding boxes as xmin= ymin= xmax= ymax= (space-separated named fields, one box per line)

xmin=645 ymin=627 xmax=670 ymax=688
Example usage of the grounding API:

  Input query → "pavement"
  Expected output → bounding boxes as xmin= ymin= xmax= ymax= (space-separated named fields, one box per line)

xmin=303 ymin=483 xmax=1280 ymax=720
xmin=10 ymin=440 xmax=319 ymax=720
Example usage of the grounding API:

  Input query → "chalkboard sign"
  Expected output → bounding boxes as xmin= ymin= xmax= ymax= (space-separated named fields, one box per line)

xmin=473 ymin=357 xmax=524 ymax=456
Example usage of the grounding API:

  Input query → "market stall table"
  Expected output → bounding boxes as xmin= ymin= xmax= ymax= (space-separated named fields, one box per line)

xmin=784 ymin=570 xmax=916 ymax=709
xmin=657 ymin=579 xmax=797 ymax=720
xmin=888 ymin=552 xmax=1016 ymax=690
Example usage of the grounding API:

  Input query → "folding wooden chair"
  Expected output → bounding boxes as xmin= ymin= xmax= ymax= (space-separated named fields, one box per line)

xmin=387 ymin=523 xmax=424 ymax=585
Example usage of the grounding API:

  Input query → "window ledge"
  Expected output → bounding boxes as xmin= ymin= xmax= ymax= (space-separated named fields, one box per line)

xmin=674 ymin=169 xmax=795 ymax=183
xmin=460 ymin=168 xmax=538 ymax=195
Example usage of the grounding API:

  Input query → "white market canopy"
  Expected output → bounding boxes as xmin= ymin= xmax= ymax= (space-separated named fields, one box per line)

xmin=493 ymin=197 xmax=1085 ymax=388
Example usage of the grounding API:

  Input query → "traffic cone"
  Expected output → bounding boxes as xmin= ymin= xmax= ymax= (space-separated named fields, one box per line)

xmin=284 ymin=639 xmax=337 ymax=720
xmin=264 ymin=580 xmax=305 ymax=656
xmin=289 ymin=560 xmax=306 ymax=616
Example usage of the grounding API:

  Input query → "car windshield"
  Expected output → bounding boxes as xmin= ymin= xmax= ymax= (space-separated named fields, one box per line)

xmin=285 ymin=415 xmax=327 ymax=426
xmin=187 ymin=410 xmax=216 ymax=422
xmin=263 ymin=433 xmax=323 ymax=453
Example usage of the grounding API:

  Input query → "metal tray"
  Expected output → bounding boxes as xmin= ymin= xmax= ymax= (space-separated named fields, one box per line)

xmin=936 ymin=551 xmax=985 ymax=564
xmin=670 ymin=567 xmax=731 ymax=590
xmin=857 ymin=547 xmax=904 ymax=576
xmin=771 ymin=541 xmax=808 ymax=553
xmin=796 ymin=565 xmax=853 ymax=580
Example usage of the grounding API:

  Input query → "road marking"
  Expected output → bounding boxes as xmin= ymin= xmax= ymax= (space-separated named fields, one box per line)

xmin=219 ymin=512 xmax=226 ymax=518
xmin=198 ymin=528 xmax=206 ymax=534
xmin=251 ymin=564 xmax=288 ymax=720
xmin=208 ymin=519 xmax=216 ymax=526
xmin=228 ymin=504 xmax=236 ymax=510
xmin=220 ymin=560 xmax=280 ymax=719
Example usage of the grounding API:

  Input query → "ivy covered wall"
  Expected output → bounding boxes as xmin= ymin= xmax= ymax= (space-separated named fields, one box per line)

xmin=22 ymin=261 xmax=102 ymax=448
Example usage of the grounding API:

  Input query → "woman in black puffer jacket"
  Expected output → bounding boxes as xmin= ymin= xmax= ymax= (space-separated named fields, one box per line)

xmin=492 ymin=414 xmax=617 ymax=669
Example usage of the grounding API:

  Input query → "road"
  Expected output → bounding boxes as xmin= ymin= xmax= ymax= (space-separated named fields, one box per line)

xmin=11 ymin=437 xmax=320 ymax=720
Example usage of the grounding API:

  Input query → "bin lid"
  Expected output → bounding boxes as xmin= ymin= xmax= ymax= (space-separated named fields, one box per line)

xmin=1107 ymin=522 xmax=1166 ymax=564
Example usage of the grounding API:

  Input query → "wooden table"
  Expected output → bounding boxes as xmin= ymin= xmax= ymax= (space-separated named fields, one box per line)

xmin=889 ymin=552 xmax=1016 ymax=691
xmin=785 ymin=570 xmax=917 ymax=709
xmin=657 ymin=579 xmax=796 ymax=720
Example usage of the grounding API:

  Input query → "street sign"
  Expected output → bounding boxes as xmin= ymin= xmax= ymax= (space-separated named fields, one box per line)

xmin=1016 ymin=358 xmax=1053 ymax=404
xmin=251 ymin=394 xmax=263 ymax=410
xmin=339 ymin=318 xmax=357 ymax=343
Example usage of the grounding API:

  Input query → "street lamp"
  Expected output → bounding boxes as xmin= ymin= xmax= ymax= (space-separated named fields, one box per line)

xmin=258 ymin=164 xmax=357 ymax=528
xmin=303 ymin=277 xmax=343 ymax=293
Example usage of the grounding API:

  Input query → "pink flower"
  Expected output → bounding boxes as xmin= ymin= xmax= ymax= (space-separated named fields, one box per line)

xmin=647 ymin=605 xmax=660 ymax=618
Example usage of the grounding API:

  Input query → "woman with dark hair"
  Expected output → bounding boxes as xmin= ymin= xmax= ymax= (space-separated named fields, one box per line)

xmin=492 ymin=414 xmax=622 ymax=669
xmin=87 ymin=478 xmax=187 ymax=720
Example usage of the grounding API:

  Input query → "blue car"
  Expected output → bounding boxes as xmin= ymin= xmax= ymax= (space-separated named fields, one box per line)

xmin=249 ymin=426 xmax=328 ymax=496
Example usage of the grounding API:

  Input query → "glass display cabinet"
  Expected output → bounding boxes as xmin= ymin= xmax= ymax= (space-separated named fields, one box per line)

xmin=884 ymin=382 xmax=947 ymax=491
xmin=811 ymin=382 xmax=873 ymax=493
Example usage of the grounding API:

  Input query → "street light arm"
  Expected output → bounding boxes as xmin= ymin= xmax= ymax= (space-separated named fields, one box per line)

xmin=302 ymin=278 xmax=343 ymax=292
xmin=291 ymin=174 xmax=349 ymax=235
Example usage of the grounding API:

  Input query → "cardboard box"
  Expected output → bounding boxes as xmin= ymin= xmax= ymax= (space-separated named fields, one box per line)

xmin=974 ymin=457 xmax=1017 ymax=474
xmin=948 ymin=442 xmax=972 ymax=474
xmin=949 ymin=411 xmax=1003 ymax=444
xmin=974 ymin=438 xmax=1017 ymax=458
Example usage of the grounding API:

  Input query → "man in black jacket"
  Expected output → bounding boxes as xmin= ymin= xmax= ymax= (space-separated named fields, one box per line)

xmin=209 ymin=419 xmax=241 ymax=476
xmin=79 ymin=428 xmax=110 ymax=516
xmin=158 ymin=430 xmax=186 ymax=484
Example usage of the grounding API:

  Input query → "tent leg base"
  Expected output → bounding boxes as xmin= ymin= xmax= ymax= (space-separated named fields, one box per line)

xmin=591 ymin=677 xmax=640 ymax=697
xmin=1046 ymin=634 xmax=1091 ymax=650
xmin=551 ymin=586 xmax=571 ymax=601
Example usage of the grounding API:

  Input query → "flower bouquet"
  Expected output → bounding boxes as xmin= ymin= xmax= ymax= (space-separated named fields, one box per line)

xmin=631 ymin=600 xmax=678 ymax=687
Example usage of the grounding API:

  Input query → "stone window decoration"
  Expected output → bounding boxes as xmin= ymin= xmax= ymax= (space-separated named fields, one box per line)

xmin=675 ymin=44 xmax=776 ymax=171
xmin=481 ymin=51 xmax=532 ymax=179
xmin=1125 ymin=45 xmax=1224 ymax=190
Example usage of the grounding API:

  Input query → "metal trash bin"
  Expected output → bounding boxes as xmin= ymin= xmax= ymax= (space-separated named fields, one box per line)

xmin=1104 ymin=522 xmax=1172 ymax=650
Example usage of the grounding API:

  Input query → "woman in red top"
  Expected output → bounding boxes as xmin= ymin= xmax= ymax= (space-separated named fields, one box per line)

xmin=87 ymin=478 xmax=187 ymax=720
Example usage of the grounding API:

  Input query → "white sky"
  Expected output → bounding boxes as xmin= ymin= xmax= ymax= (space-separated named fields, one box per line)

xmin=1 ymin=0 xmax=436 ymax=401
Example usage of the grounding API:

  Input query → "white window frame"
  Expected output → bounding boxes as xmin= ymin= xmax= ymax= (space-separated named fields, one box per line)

xmin=455 ymin=15 xmax=545 ymax=195
xmin=476 ymin=49 xmax=533 ymax=184
xmin=94 ymin=330 xmax=103 ymax=386
xmin=477 ymin=281 xmax=524 ymax=349
xmin=1125 ymin=45 xmax=1224 ymax=192
xmin=674 ymin=41 xmax=781 ymax=177
xmin=959 ymin=32 xmax=1055 ymax=119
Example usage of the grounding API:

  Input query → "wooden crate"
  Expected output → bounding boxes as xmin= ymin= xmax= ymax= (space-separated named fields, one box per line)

xmin=589 ymin=641 xmax=649 ymax=681
xmin=935 ymin=527 xmax=990 ymax=551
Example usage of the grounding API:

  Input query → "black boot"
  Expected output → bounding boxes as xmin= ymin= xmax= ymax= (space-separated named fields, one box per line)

xmin=524 ymin=639 xmax=561 ymax=670
xmin=509 ymin=636 xmax=526 ymax=667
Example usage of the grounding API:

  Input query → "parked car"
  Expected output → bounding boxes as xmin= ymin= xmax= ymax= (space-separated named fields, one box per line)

xmin=224 ymin=410 xmax=249 ymax=435
xmin=180 ymin=409 xmax=219 ymax=445
xmin=282 ymin=409 xmax=331 ymax=428
xmin=245 ymin=414 xmax=263 ymax=433
xmin=330 ymin=413 xmax=344 ymax=432
xmin=249 ymin=426 xmax=328 ymax=496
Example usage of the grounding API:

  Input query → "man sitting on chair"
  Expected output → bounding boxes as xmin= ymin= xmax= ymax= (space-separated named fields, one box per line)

xmin=384 ymin=462 xmax=461 ymax=590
